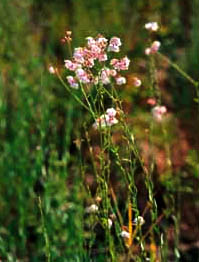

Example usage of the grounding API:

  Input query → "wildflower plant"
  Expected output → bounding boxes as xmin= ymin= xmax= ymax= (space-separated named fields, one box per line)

xmin=1 ymin=2 xmax=199 ymax=261
xmin=51 ymin=29 xmax=172 ymax=261
xmin=54 ymin=32 xmax=149 ymax=260
xmin=50 ymin=25 xmax=199 ymax=261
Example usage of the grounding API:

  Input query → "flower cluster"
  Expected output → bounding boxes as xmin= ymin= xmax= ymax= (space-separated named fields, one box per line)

xmin=152 ymin=105 xmax=167 ymax=121
xmin=110 ymin=57 xmax=130 ymax=71
xmin=64 ymin=35 xmax=130 ymax=89
xmin=93 ymin=108 xmax=118 ymax=129
xmin=145 ymin=41 xmax=161 ymax=55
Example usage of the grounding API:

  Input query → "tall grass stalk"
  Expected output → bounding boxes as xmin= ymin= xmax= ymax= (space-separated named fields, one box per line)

xmin=38 ymin=196 xmax=51 ymax=262
xmin=157 ymin=52 xmax=199 ymax=105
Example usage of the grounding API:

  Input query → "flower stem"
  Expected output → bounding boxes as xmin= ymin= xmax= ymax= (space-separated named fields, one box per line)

xmin=56 ymin=70 xmax=91 ymax=112
xmin=38 ymin=196 xmax=51 ymax=262
xmin=157 ymin=52 xmax=199 ymax=87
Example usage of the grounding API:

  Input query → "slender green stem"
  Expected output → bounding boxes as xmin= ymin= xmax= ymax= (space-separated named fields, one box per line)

xmin=157 ymin=52 xmax=199 ymax=87
xmin=38 ymin=196 xmax=51 ymax=262
xmin=56 ymin=70 xmax=91 ymax=112
xmin=158 ymin=52 xmax=199 ymax=110
xmin=66 ymin=39 xmax=73 ymax=58
xmin=110 ymin=84 xmax=149 ymax=176
xmin=80 ymin=83 xmax=96 ymax=120
xmin=84 ymin=128 xmax=99 ymax=180
xmin=149 ymin=55 xmax=161 ymax=104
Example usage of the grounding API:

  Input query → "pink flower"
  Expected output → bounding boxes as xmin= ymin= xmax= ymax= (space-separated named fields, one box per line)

xmin=108 ymin=37 xmax=122 ymax=52
xmin=145 ymin=41 xmax=161 ymax=55
xmin=109 ymin=69 xmax=117 ymax=76
xmin=90 ymin=44 xmax=101 ymax=56
xmin=98 ymin=52 xmax=108 ymax=62
xmin=93 ymin=114 xmax=109 ymax=129
xmin=150 ymin=41 xmax=161 ymax=53
xmin=147 ymin=98 xmax=157 ymax=106
xmin=76 ymin=68 xmax=90 ymax=84
xmin=106 ymin=108 xmax=117 ymax=117
xmin=87 ymin=36 xmax=108 ymax=49
xmin=86 ymin=37 xmax=96 ymax=47
xmin=96 ymin=37 xmax=108 ymax=48
xmin=84 ymin=58 xmax=95 ymax=68
xmin=73 ymin=47 xmax=85 ymax=63
xmin=64 ymin=35 xmax=130 ymax=89
xmin=64 ymin=60 xmax=80 ymax=71
xmin=132 ymin=77 xmax=141 ymax=87
xmin=110 ymin=58 xmax=118 ymax=66
xmin=66 ymin=76 xmax=79 ymax=89
xmin=93 ymin=108 xmax=118 ymax=129
xmin=110 ymin=56 xmax=130 ymax=71
xmin=100 ymin=68 xmax=118 ymax=84
xmin=119 ymin=57 xmax=130 ymax=70
xmin=152 ymin=105 xmax=167 ymax=121
xmin=90 ymin=45 xmax=107 ymax=62
xmin=110 ymin=37 xmax=121 ymax=46
xmin=145 ymin=22 xmax=159 ymax=31
xmin=100 ymin=68 xmax=111 ymax=84
xmin=107 ymin=116 xmax=118 ymax=126
xmin=83 ymin=39 xmax=108 ymax=65
xmin=115 ymin=76 xmax=126 ymax=85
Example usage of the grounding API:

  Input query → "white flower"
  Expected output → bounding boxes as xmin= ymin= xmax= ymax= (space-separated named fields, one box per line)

xmin=120 ymin=231 xmax=130 ymax=239
xmin=48 ymin=65 xmax=56 ymax=74
xmin=66 ymin=76 xmax=79 ymax=89
xmin=132 ymin=77 xmax=142 ymax=87
xmin=150 ymin=41 xmax=161 ymax=53
xmin=108 ymin=218 xmax=112 ymax=229
xmin=96 ymin=37 xmax=108 ymax=45
xmin=145 ymin=41 xmax=161 ymax=55
xmin=73 ymin=47 xmax=85 ymax=64
xmin=152 ymin=105 xmax=167 ymax=121
xmin=107 ymin=37 xmax=122 ymax=52
xmin=145 ymin=48 xmax=151 ymax=56
xmin=75 ymin=68 xmax=90 ymax=84
xmin=85 ymin=204 xmax=98 ymax=214
xmin=64 ymin=60 xmax=80 ymax=71
xmin=93 ymin=108 xmax=118 ymax=129
xmin=93 ymin=114 xmax=109 ymax=129
xmin=100 ymin=68 xmax=111 ymax=84
xmin=86 ymin=37 xmax=96 ymax=47
xmin=133 ymin=216 xmax=145 ymax=226
xmin=145 ymin=22 xmax=159 ymax=31
xmin=98 ymin=53 xmax=108 ymax=62
xmin=116 ymin=76 xmax=126 ymax=85
xmin=106 ymin=108 xmax=117 ymax=117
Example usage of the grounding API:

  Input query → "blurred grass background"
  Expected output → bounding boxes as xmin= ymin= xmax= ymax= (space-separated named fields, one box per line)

xmin=0 ymin=0 xmax=199 ymax=261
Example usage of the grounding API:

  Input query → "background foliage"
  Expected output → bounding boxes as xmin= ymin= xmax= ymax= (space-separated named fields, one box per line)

xmin=0 ymin=0 xmax=198 ymax=261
